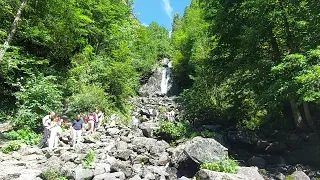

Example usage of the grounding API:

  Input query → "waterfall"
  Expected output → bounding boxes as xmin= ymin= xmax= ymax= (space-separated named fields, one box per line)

xmin=160 ymin=62 xmax=172 ymax=95
xmin=139 ymin=58 xmax=172 ymax=97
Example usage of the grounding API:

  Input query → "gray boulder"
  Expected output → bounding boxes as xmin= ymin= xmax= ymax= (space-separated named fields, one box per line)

xmin=247 ymin=157 xmax=266 ymax=168
xmin=288 ymin=171 xmax=310 ymax=180
xmin=184 ymin=137 xmax=228 ymax=164
xmin=72 ymin=168 xmax=94 ymax=180
xmin=132 ymin=137 xmax=157 ymax=154
xmin=106 ymin=128 xmax=121 ymax=136
xmin=93 ymin=172 xmax=125 ymax=180
xmin=196 ymin=167 xmax=264 ymax=180
xmin=139 ymin=122 xmax=159 ymax=138
xmin=94 ymin=163 xmax=111 ymax=176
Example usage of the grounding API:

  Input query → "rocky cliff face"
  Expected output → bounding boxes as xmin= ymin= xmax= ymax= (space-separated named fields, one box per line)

xmin=139 ymin=58 xmax=172 ymax=97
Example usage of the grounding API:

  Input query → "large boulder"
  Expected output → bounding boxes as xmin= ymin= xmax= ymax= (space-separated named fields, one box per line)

xmin=184 ymin=137 xmax=228 ymax=164
xmin=72 ymin=168 xmax=94 ymax=180
xmin=139 ymin=122 xmax=159 ymax=138
xmin=288 ymin=171 xmax=310 ymax=180
xmin=285 ymin=145 xmax=320 ymax=165
xmin=247 ymin=157 xmax=266 ymax=168
xmin=196 ymin=167 xmax=264 ymax=180
xmin=132 ymin=137 xmax=157 ymax=154
xmin=93 ymin=172 xmax=125 ymax=180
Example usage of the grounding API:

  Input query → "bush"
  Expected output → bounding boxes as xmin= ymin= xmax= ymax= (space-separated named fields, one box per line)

xmin=40 ymin=169 xmax=67 ymax=180
xmin=1 ymin=141 xmax=21 ymax=154
xmin=14 ymin=75 xmax=63 ymax=130
xmin=4 ymin=129 xmax=40 ymax=145
xmin=157 ymin=120 xmax=190 ymax=141
xmin=200 ymin=158 xmax=239 ymax=174
xmin=200 ymin=129 xmax=216 ymax=138
xmin=68 ymin=85 xmax=112 ymax=117
xmin=82 ymin=149 xmax=95 ymax=168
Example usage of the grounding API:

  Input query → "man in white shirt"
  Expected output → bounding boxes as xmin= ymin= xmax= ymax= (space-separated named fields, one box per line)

xmin=39 ymin=111 xmax=55 ymax=148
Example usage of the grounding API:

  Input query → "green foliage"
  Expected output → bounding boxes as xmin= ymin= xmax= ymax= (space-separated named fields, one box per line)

xmin=172 ymin=0 xmax=320 ymax=131
xmin=68 ymin=85 xmax=112 ymax=116
xmin=284 ymin=176 xmax=293 ymax=180
xmin=82 ymin=149 xmax=95 ymax=168
xmin=201 ymin=129 xmax=215 ymax=138
xmin=1 ymin=141 xmax=21 ymax=154
xmin=157 ymin=120 xmax=189 ymax=141
xmin=3 ymin=129 xmax=40 ymax=145
xmin=0 ymin=0 xmax=169 ymax=129
xmin=40 ymin=169 xmax=67 ymax=180
xmin=13 ymin=75 xmax=63 ymax=130
xmin=200 ymin=158 xmax=239 ymax=174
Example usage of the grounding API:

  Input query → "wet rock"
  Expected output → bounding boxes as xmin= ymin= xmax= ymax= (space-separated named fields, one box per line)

xmin=247 ymin=156 xmax=266 ymax=168
xmin=227 ymin=131 xmax=260 ymax=147
xmin=285 ymin=146 xmax=320 ymax=165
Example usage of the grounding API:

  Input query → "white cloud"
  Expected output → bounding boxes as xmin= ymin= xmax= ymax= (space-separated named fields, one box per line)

xmin=142 ymin=23 xmax=149 ymax=27
xmin=162 ymin=0 xmax=173 ymax=19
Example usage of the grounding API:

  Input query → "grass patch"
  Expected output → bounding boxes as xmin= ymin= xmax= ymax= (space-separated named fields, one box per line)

xmin=200 ymin=158 xmax=239 ymax=174
xmin=156 ymin=120 xmax=218 ymax=145
xmin=1 ymin=141 xmax=21 ymax=154
xmin=285 ymin=176 xmax=293 ymax=180
xmin=40 ymin=169 xmax=67 ymax=180
xmin=3 ymin=129 xmax=40 ymax=145
xmin=82 ymin=149 xmax=95 ymax=168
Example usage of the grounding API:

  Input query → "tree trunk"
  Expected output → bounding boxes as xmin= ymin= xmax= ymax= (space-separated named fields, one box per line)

xmin=268 ymin=25 xmax=281 ymax=60
xmin=0 ymin=0 xmax=27 ymax=61
xmin=303 ymin=102 xmax=317 ymax=133
xmin=289 ymin=99 xmax=307 ymax=130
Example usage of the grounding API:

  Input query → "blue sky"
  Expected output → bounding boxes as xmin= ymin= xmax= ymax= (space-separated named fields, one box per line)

xmin=133 ymin=0 xmax=191 ymax=30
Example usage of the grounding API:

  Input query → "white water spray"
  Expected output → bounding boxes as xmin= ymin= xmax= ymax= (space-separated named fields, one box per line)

xmin=160 ymin=66 xmax=171 ymax=94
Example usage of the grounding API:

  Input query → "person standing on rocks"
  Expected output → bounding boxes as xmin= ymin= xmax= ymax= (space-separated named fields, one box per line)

xmin=39 ymin=111 xmax=55 ymax=148
xmin=97 ymin=110 xmax=104 ymax=129
xmin=48 ymin=115 xmax=63 ymax=149
xmin=72 ymin=114 xmax=83 ymax=148
xmin=86 ymin=113 xmax=95 ymax=134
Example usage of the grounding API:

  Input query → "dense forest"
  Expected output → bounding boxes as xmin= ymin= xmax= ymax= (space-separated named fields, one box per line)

xmin=0 ymin=0 xmax=170 ymax=130
xmin=171 ymin=0 xmax=320 ymax=131
xmin=1 ymin=0 xmax=320 ymax=134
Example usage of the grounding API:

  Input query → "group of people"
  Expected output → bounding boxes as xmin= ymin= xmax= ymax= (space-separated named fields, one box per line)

xmin=38 ymin=109 xmax=104 ymax=149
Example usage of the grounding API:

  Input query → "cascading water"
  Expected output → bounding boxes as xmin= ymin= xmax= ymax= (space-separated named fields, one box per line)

xmin=139 ymin=58 xmax=172 ymax=97
xmin=160 ymin=60 xmax=172 ymax=95
xmin=160 ymin=67 xmax=169 ymax=94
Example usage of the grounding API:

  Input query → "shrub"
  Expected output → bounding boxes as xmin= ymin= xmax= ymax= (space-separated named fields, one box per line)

xmin=4 ymin=129 xmax=40 ymax=145
xmin=157 ymin=120 xmax=189 ymax=141
xmin=68 ymin=85 xmax=112 ymax=117
xmin=1 ymin=141 xmax=21 ymax=154
xmin=200 ymin=158 xmax=239 ymax=174
xmin=40 ymin=169 xmax=67 ymax=180
xmin=201 ymin=129 xmax=215 ymax=138
xmin=14 ymin=75 xmax=63 ymax=130
xmin=82 ymin=149 xmax=95 ymax=168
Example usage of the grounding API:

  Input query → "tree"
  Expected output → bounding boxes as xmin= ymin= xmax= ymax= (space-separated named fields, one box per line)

xmin=0 ymin=0 xmax=27 ymax=61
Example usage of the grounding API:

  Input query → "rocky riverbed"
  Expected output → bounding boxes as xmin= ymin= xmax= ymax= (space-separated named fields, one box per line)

xmin=1 ymin=58 xmax=318 ymax=180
